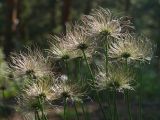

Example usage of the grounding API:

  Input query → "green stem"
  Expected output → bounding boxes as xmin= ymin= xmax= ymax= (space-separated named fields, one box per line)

xmin=82 ymin=50 xmax=107 ymax=120
xmin=96 ymin=91 xmax=107 ymax=120
xmin=38 ymin=96 xmax=48 ymax=120
xmin=2 ymin=89 xmax=5 ymax=103
xmin=34 ymin=110 xmax=38 ymax=120
xmin=104 ymin=36 xmax=112 ymax=120
xmin=125 ymin=90 xmax=132 ymax=120
xmin=81 ymin=102 xmax=88 ymax=120
xmin=105 ymin=40 xmax=108 ymax=76
xmin=35 ymin=110 xmax=41 ymax=120
xmin=74 ymin=102 xmax=80 ymax=120
xmin=82 ymin=50 xmax=94 ymax=80
xmin=64 ymin=60 xmax=70 ymax=79
xmin=106 ymin=91 xmax=112 ymax=120
xmin=77 ymin=58 xmax=82 ymax=83
xmin=113 ymin=89 xmax=119 ymax=120
xmin=109 ymin=92 xmax=114 ymax=120
xmin=124 ymin=59 xmax=132 ymax=120
xmin=138 ymin=65 xmax=143 ymax=120
xmin=64 ymin=97 xmax=67 ymax=120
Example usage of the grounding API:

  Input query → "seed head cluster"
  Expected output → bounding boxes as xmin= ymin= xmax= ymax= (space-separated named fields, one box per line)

xmin=108 ymin=34 xmax=154 ymax=62
xmin=95 ymin=65 xmax=135 ymax=92
xmin=8 ymin=7 xmax=155 ymax=119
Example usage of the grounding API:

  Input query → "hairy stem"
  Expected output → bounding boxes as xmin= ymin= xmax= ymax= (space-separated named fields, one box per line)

xmin=105 ymin=40 xmax=108 ymax=76
xmin=38 ymin=96 xmax=48 ymax=120
xmin=2 ymin=89 xmax=5 ymax=103
xmin=64 ymin=60 xmax=70 ymax=79
xmin=96 ymin=91 xmax=107 ymax=120
xmin=104 ymin=37 xmax=112 ymax=120
xmin=82 ymin=50 xmax=107 ymax=120
xmin=138 ymin=65 xmax=143 ymax=120
xmin=113 ymin=89 xmax=119 ymax=120
xmin=82 ymin=50 xmax=94 ymax=80
xmin=34 ymin=110 xmax=38 ymax=120
xmin=81 ymin=102 xmax=88 ymax=120
xmin=64 ymin=97 xmax=67 ymax=120
xmin=74 ymin=102 xmax=80 ymax=120
xmin=35 ymin=110 xmax=41 ymax=120
xmin=124 ymin=59 xmax=132 ymax=120
xmin=125 ymin=90 xmax=132 ymax=120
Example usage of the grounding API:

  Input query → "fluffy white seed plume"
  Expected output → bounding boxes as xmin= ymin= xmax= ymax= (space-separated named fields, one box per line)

xmin=52 ymin=76 xmax=86 ymax=102
xmin=63 ymin=24 xmax=96 ymax=58
xmin=10 ymin=48 xmax=51 ymax=78
xmin=94 ymin=65 xmax=135 ymax=92
xmin=108 ymin=34 xmax=155 ymax=63
xmin=24 ymin=77 xmax=55 ymax=101
xmin=48 ymin=35 xmax=77 ymax=60
xmin=82 ymin=7 xmax=128 ymax=39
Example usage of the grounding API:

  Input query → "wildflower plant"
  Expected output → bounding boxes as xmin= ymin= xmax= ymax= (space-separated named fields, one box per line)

xmin=82 ymin=7 xmax=122 ymax=39
xmin=7 ymin=7 xmax=156 ymax=120
xmin=64 ymin=24 xmax=96 ymax=58
xmin=10 ymin=48 xmax=52 ymax=79
xmin=108 ymin=34 xmax=154 ymax=63
xmin=53 ymin=78 xmax=86 ymax=102
xmin=95 ymin=64 xmax=135 ymax=92
xmin=48 ymin=35 xmax=76 ymax=61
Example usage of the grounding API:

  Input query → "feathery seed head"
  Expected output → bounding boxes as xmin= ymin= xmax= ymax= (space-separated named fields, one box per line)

xmin=17 ymin=76 xmax=57 ymax=113
xmin=52 ymin=78 xmax=85 ymax=102
xmin=108 ymin=34 xmax=154 ymax=62
xmin=10 ymin=48 xmax=51 ymax=78
xmin=23 ymin=77 xmax=56 ymax=101
xmin=48 ymin=35 xmax=76 ymax=60
xmin=95 ymin=65 xmax=135 ymax=92
xmin=82 ymin=7 xmax=124 ymax=39
xmin=63 ymin=24 xmax=95 ymax=57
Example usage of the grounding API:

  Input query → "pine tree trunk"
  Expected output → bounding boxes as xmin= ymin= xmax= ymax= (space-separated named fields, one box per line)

xmin=61 ymin=0 xmax=72 ymax=32
xmin=4 ymin=0 xmax=19 ymax=59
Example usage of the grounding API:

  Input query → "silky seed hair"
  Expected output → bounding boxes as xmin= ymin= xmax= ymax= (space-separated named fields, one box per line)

xmin=17 ymin=76 xmax=56 ymax=114
xmin=48 ymin=35 xmax=77 ymax=60
xmin=94 ymin=64 xmax=135 ymax=92
xmin=10 ymin=48 xmax=51 ymax=78
xmin=63 ymin=24 xmax=96 ymax=58
xmin=82 ymin=7 xmax=129 ymax=39
xmin=23 ymin=77 xmax=55 ymax=101
xmin=52 ymin=77 xmax=86 ymax=102
xmin=108 ymin=34 xmax=154 ymax=63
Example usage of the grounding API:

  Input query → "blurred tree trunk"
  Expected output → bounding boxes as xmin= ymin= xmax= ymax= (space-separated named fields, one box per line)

xmin=4 ymin=0 xmax=19 ymax=59
xmin=16 ymin=0 xmax=22 ymax=40
xmin=124 ymin=0 xmax=131 ymax=12
xmin=49 ymin=0 xmax=56 ymax=30
xmin=84 ymin=0 xmax=93 ymax=15
xmin=61 ymin=0 xmax=72 ymax=31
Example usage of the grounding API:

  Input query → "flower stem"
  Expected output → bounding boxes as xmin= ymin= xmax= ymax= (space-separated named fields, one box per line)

xmin=2 ymin=89 xmax=5 ymax=103
xmin=64 ymin=97 xmax=67 ymax=120
xmin=104 ymin=37 xmax=112 ymax=120
xmin=80 ymin=102 xmax=88 ymax=120
xmin=82 ymin=50 xmax=94 ymax=80
xmin=138 ymin=65 xmax=143 ymax=120
xmin=106 ymin=92 xmax=113 ymax=120
xmin=113 ymin=89 xmax=119 ymax=120
xmin=82 ymin=50 xmax=107 ymax=120
xmin=125 ymin=90 xmax=132 ymax=120
xmin=124 ymin=59 xmax=132 ymax=120
xmin=64 ymin=60 xmax=70 ymax=79
xmin=96 ymin=91 xmax=107 ymax=120
xmin=35 ymin=110 xmax=41 ymax=120
xmin=104 ymin=40 xmax=109 ymax=76
xmin=38 ymin=96 xmax=48 ymax=120
xmin=74 ymin=102 xmax=80 ymax=120
xmin=34 ymin=110 xmax=38 ymax=120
